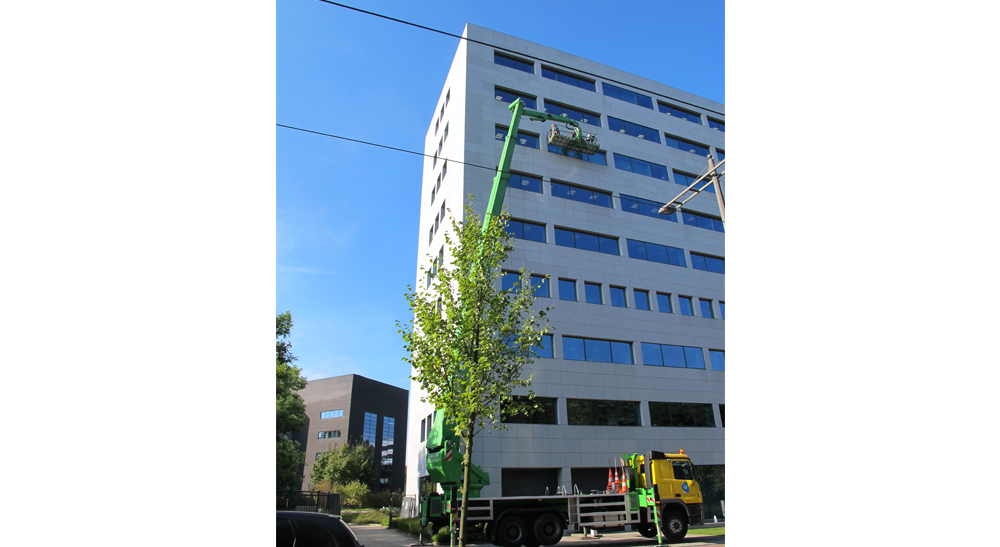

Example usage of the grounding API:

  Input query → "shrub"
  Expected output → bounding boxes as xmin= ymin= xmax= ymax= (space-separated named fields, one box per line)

xmin=339 ymin=481 xmax=369 ymax=508
xmin=434 ymin=526 xmax=451 ymax=544
xmin=389 ymin=518 xmax=428 ymax=537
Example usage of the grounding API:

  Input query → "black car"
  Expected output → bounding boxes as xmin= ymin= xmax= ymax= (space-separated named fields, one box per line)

xmin=277 ymin=512 xmax=364 ymax=547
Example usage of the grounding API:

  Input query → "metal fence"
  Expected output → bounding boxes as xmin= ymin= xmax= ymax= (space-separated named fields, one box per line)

xmin=277 ymin=491 xmax=342 ymax=514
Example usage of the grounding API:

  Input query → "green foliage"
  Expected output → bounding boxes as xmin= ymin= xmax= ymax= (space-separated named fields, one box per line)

xmin=398 ymin=200 xmax=551 ymax=547
xmin=341 ymin=511 xmax=389 ymax=525
xmin=276 ymin=438 xmax=306 ymax=490
xmin=695 ymin=465 xmax=726 ymax=519
xmin=388 ymin=518 xmax=425 ymax=536
xmin=339 ymin=480 xmax=370 ymax=508
xmin=311 ymin=441 xmax=375 ymax=489
xmin=434 ymin=527 xmax=451 ymax=544
xmin=276 ymin=312 xmax=308 ymax=490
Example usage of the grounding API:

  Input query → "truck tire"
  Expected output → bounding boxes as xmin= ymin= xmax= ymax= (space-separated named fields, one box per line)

xmin=635 ymin=524 xmax=657 ymax=538
xmin=496 ymin=516 xmax=528 ymax=547
xmin=660 ymin=510 xmax=688 ymax=541
xmin=532 ymin=513 xmax=563 ymax=546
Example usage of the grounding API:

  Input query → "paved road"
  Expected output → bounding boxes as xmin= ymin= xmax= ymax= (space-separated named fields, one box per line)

xmin=348 ymin=525 xmax=723 ymax=547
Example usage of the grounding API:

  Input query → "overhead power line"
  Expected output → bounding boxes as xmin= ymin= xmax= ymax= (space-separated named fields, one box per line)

xmin=316 ymin=1 xmax=724 ymax=117
xmin=277 ymin=123 xmax=501 ymax=173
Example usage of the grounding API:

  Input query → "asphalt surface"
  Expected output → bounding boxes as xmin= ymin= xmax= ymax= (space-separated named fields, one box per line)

xmin=348 ymin=525 xmax=724 ymax=547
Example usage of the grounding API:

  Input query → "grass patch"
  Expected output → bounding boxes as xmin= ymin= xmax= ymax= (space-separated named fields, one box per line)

xmin=690 ymin=526 xmax=725 ymax=536
xmin=340 ymin=510 xmax=389 ymax=525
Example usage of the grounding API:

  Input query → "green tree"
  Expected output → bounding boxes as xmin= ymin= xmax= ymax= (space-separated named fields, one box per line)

xmin=398 ymin=201 xmax=551 ymax=547
xmin=277 ymin=311 xmax=307 ymax=490
xmin=311 ymin=440 xmax=376 ymax=489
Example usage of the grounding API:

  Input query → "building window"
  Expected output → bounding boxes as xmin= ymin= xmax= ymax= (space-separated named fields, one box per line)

xmin=439 ymin=201 xmax=446 ymax=228
xmin=362 ymin=412 xmax=377 ymax=444
xmin=426 ymin=413 xmax=433 ymax=441
xmin=607 ymin=117 xmax=661 ymax=143
xmin=699 ymin=299 xmax=714 ymax=318
xmin=709 ymin=350 xmax=725 ymax=371
xmin=610 ymin=286 xmax=627 ymax=308
xmin=435 ymin=117 xmax=440 ymax=135
xmin=547 ymin=143 xmax=607 ymax=164
xmin=567 ymin=399 xmax=641 ymax=426
xmin=664 ymin=134 xmax=711 ymax=157
xmin=690 ymin=252 xmax=725 ymax=274
xmin=318 ymin=430 xmax=341 ymax=439
xmin=496 ymin=126 xmax=540 ymax=149
xmin=320 ymin=410 xmax=343 ymax=419
xmin=555 ymin=227 xmax=619 ymax=255
xmin=494 ymin=52 xmax=533 ymax=74
xmin=656 ymin=293 xmax=672 ymax=313
xmin=420 ymin=418 xmax=426 ymax=442
xmin=535 ymin=334 xmax=553 ymax=358
xmin=559 ymin=279 xmax=576 ymax=301
xmin=602 ymin=82 xmax=654 ymax=109
xmin=509 ymin=172 xmax=542 ymax=194
xmin=382 ymin=417 xmax=395 ymax=447
xmin=434 ymin=213 xmax=439 ymax=233
xmin=682 ymin=210 xmax=725 ymax=233
xmin=634 ymin=290 xmax=650 ymax=311
xmin=625 ymin=239 xmax=687 ymax=267
xmin=620 ymin=194 xmax=678 ymax=222
xmin=674 ymin=170 xmax=716 ymax=194
xmin=550 ymin=181 xmax=612 ymax=208
xmin=543 ymin=100 xmax=601 ymax=126
xmin=501 ymin=271 xmax=522 ymax=294
xmin=495 ymin=87 xmax=537 ymax=109
xmin=719 ymin=302 xmax=725 ymax=320
xmin=541 ymin=66 xmax=596 ymax=91
xmin=678 ymin=296 xmax=694 ymax=316
xmin=584 ymin=282 xmax=602 ymax=305
xmin=613 ymin=153 xmax=669 ymax=180
xmin=719 ymin=404 xmax=725 ymax=426
xmin=504 ymin=218 xmax=547 ymax=242
xmin=428 ymin=226 xmax=433 ymax=246
xmin=443 ymin=123 xmax=449 ymax=143
xmin=562 ymin=336 xmax=632 ymax=364
xmin=657 ymin=102 xmax=702 ymax=124
xmin=441 ymin=160 xmax=447 ymax=180
xmin=640 ymin=343 xmax=706 ymax=369
xmin=530 ymin=274 xmax=550 ymax=297
xmin=648 ymin=402 xmax=716 ymax=427
xmin=445 ymin=89 xmax=450 ymax=106
xmin=502 ymin=396 xmax=557 ymax=424
xmin=708 ymin=118 xmax=725 ymax=132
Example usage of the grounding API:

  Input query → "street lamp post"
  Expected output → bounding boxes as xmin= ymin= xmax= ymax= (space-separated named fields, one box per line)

xmin=658 ymin=155 xmax=726 ymax=224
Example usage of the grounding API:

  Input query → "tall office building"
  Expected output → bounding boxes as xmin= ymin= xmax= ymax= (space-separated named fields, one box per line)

xmin=406 ymin=24 xmax=724 ymax=511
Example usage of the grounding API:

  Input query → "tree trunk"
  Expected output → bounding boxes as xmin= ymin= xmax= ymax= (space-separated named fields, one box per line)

xmin=458 ymin=422 xmax=475 ymax=547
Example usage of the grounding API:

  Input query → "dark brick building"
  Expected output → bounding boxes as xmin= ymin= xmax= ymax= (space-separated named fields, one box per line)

xmin=295 ymin=374 xmax=408 ymax=492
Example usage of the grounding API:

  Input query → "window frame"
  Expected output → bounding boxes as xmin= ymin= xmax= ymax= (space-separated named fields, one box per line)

xmin=494 ymin=52 xmax=534 ymax=74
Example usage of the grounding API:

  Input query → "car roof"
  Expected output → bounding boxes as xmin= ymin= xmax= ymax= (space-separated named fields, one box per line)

xmin=277 ymin=511 xmax=344 ymax=521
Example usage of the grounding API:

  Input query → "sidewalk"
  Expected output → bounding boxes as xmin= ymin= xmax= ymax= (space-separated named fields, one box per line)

xmin=349 ymin=524 xmax=723 ymax=547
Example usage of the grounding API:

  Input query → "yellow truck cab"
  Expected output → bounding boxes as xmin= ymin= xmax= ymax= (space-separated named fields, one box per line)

xmin=631 ymin=450 xmax=704 ymax=540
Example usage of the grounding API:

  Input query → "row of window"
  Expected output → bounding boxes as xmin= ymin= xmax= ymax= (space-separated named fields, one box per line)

xmin=492 ymin=58 xmax=725 ymax=132
xmin=502 ymin=397 xmax=725 ymax=428
xmin=502 ymin=271 xmax=724 ymax=320
xmin=505 ymin=173 xmax=723 ymax=234
xmin=319 ymin=409 xmax=343 ymax=419
xmin=318 ymin=430 xmax=341 ymax=439
xmin=428 ymin=200 xmax=446 ymax=245
xmin=493 ymin=126 xmax=722 ymax=194
xmin=504 ymin=218 xmax=725 ymax=274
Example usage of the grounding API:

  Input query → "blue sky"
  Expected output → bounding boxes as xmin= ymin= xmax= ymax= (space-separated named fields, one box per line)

xmin=277 ymin=0 xmax=725 ymax=389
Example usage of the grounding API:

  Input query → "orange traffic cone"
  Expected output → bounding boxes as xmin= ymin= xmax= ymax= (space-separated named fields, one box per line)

xmin=613 ymin=469 xmax=620 ymax=492
xmin=606 ymin=468 xmax=613 ymax=492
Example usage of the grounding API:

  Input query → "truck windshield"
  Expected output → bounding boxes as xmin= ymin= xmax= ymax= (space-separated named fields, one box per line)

xmin=672 ymin=460 xmax=694 ymax=481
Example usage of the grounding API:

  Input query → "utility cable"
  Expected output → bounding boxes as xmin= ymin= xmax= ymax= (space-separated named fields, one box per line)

xmin=315 ymin=1 xmax=725 ymax=117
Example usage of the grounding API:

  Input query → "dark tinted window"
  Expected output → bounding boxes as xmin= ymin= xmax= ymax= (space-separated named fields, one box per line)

xmin=559 ymin=279 xmax=576 ymax=301
xmin=674 ymin=170 xmax=715 ymax=194
xmin=563 ymin=337 xmax=632 ymax=364
xmin=700 ymin=299 xmax=714 ymax=318
xmin=682 ymin=211 xmax=725 ymax=233
xmin=296 ymin=519 xmax=338 ymax=547
xmin=495 ymin=52 xmax=534 ymax=73
xmin=496 ymin=127 xmax=539 ymax=149
xmin=495 ymin=87 xmax=537 ymax=109
xmin=620 ymin=194 xmax=678 ymax=222
xmin=649 ymin=402 xmax=716 ymax=427
xmin=550 ymin=182 xmax=613 ymax=209
xmin=562 ymin=336 xmax=585 ymax=360
xmin=505 ymin=219 xmax=546 ymax=243
xmin=555 ymin=228 xmax=619 ymax=255
xmin=544 ymin=101 xmax=601 ymax=126
xmin=678 ymin=297 xmax=694 ymax=316
xmin=642 ymin=344 xmax=706 ymax=369
xmin=509 ymin=173 xmax=542 ymax=194
xmin=530 ymin=274 xmax=549 ymax=298
xmin=542 ymin=66 xmax=596 ymax=91
xmin=608 ymin=116 xmax=661 ymax=143
xmin=708 ymin=118 xmax=725 ymax=132
xmin=567 ymin=399 xmax=641 ymax=426
xmin=502 ymin=396 xmax=558 ymax=424
xmin=656 ymin=293 xmax=672 ymax=313
xmin=602 ymin=83 xmax=654 ymax=109
xmin=691 ymin=252 xmax=725 ymax=274
xmin=610 ymin=287 xmax=627 ymax=308
xmin=535 ymin=334 xmax=554 ymax=359
xmin=502 ymin=271 xmax=521 ymax=293
xmin=664 ymin=134 xmax=710 ymax=157
xmin=625 ymin=239 xmax=686 ymax=267
xmin=657 ymin=102 xmax=702 ymax=124
xmin=635 ymin=290 xmax=650 ymax=310
xmin=612 ymin=153 xmax=669 ymax=181
xmin=584 ymin=282 xmax=602 ymax=304
xmin=709 ymin=350 xmax=725 ymax=371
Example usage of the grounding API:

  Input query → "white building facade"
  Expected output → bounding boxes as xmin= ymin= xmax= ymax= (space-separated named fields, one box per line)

xmin=406 ymin=24 xmax=724 ymax=511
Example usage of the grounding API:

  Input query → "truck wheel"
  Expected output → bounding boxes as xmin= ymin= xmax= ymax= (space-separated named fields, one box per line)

xmin=660 ymin=510 xmax=688 ymax=541
xmin=496 ymin=516 xmax=528 ymax=547
xmin=532 ymin=513 xmax=563 ymax=546
xmin=635 ymin=524 xmax=657 ymax=538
